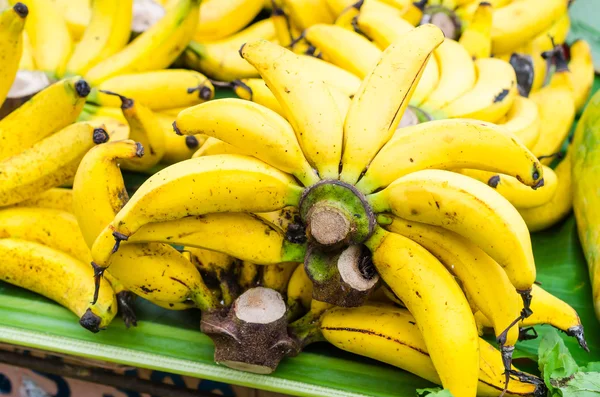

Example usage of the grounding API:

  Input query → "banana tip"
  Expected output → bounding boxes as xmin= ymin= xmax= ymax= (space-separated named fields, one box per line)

xmin=173 ymin=121 xmax=182 ymax=136
xmin=199 ymin=85 xmax=213 ymax=100
xmin=79 ymin=309 xmax=102 ymax=333
xmin=75 ymin=80 xmax=91 ymax=98
xmin=238 ymin=43 xmax=247 ymax=59
xmin=185 ymin=135 xmax=199 ymax=149
xmin=13 ymin=2 xmax=28 ymax=18
xmin=135 ymin=142 xmax=145 ymax=157
xmin=93 ymin=128 xmax=109 ymax=144
xmin=487 ymin=175 xmax=500 ymax=188
xmin=567 ymin=325 xmax=589 ymax=352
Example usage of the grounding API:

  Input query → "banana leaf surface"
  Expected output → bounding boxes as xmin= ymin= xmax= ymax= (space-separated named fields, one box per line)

xmin=2 ymin=5 xmax=600 ymax=396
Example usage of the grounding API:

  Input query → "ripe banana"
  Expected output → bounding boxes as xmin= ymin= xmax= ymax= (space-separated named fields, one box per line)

xmin=437 ymin=57 xmax=517 ymax=122
xmin=0 ymin=3 xmax=27 ymax=105
xmin=91 ymin=154 xmax=304 ymax=267
xmin=0 ymin=122 xmax=108 ymax=207
xmin=0 ymin=238 xmax=117 ymax=332
xmin=519 ymin=151 xmax=573 ymax=232
xmin=355 ymin=119 xmax=543 ymax=194
xmin=88 ymin=70 xmax=214 ymax=111
xmin=64 ymin=0 xmax=132 ymax=77
xmin=568 ymin=40 xmax=595 ymax=113
xmin=192 ymin=137 xmax=251 ymax=157
xmin=365 ymin=229 xmax=479 ymax=397
xmin=48 ymin=0 xmax=90 ymax=41
xmin=11 ymin=0 xmax=71 ymax=78
xmin=420 ymin=38 xmax=476 ymax=112
xmin=18 ymin=30 xmax=34 ymax=70
xmin=368 ymin=169 xmax=537 ymax=294
xmin=287 ymin=263 xmax=313 ymax=318
xmin=496 ymin=96 xmax=541 ymax=150
xmin=320 ymin=304 xmax=546 ymax=397
xmin=0 ymin=77 xmax=89 ymax=161
xmin=15 ymin=188 xmax=73 ymax=213
xmin=84 ymin=0 xmax=200 ymax=85
xmin=458 ymin=2 xmax=492 ymax=59
xmin=175 ymin=98 xmax=319 ymax=187
xmin=186 ymin=246 xmax=239 ymax=305
xmin=303 ymin=23 xmax=381 ymax=78
xmin=282 ymin=0 xmax=334 ymax=30
xmin=238 ymin=261 xmax=259 ymax=290
xmin=271 ymin=1 xmax=293 ymax=48
xmin=155 ymin=112 xmax=205 ymax=164
xmin=297 ymin=54 xmax=362 ymax=96
xmin=240 ymin=39 xmax=343 ymax=179
xmin=232 ymin=78 xmax=285 ymax=117
xmin=460 ymin=165 xmax=557 ymax=209
xmin=193 ymin=0 xmax=264 ymax=43
xmin=341 ymin=24 xmax=444 ymax=185
xmin=261 ymin=262 xmax=298 ymax=294
xmin=254 ymin=206 xmax=301 ymax=234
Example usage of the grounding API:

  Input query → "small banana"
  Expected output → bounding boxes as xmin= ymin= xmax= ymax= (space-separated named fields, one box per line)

xmin=47 ymin=0 xmax=90 ymax=41
xmin=0 ymin=2 xmax=27 ymax=105
xmin=261 ymin=262 xmax=298 ymax=294
xmin=186 ymin=246 xmax=239 ymax=305
xmin=458 ymin=2 xmax=492 ymax=59
xmin=175 ymin=98 xmax=319 ymax=186
xmin=282 ymin=0 xmax=334 ymax=29
xmin=355 ymin=119 xmax=543 ymax=194
xmin=232 ymin=78 xmax=285 ymax=116
xmin=158 ymin=112 xmax=205 ymax=164
xmin=568 ymin=40 xmax=595 ymax=113
xmin=368 ymin=169 xmax=537 ymax=294
xmin=85 ymin=0 xmax=200 ymax=85
xmin=240 ymin=39 xmax=344 ymax=179
xmin=192 ymin=137 xmax=251 ymax=157
xmin=193 ymin=0 xmax=264 ymax=43
xmin=238 ymin=261 xmax=259 ymax=290
xmin=64 ymin=0 xmax=132 ymax=76
xmin=15 ymin=188 xmax=73 ymax=213
xmin=88 ymin=70 xmax=214 ymax=110
xmin=271 ymin=1 xmax=293 ymax=48
xmin=0 ymin=122 xmax=108 ymax=207
xmin=496 ymin=96 xmax=541 ymax=150
xmin=286 ymin=263 xmax=313 ymax=318
xmin=0 ymin=77 xmax=90 ymax=161
xmin=341 ymin=24 xmax=444 ymax=185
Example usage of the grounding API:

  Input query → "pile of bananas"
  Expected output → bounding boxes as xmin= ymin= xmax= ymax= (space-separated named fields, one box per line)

xmin=0 ymin=0 xmax=597 ymax=396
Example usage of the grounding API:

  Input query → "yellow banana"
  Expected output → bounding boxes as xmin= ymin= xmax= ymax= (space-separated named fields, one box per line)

xmin=303 ymin=23 xmax=381 ymax=78
xmin=324 ymin=0 xmax=355 ymax=15
xmin=48 ymin=0 xmax=91 ymax=41
xmin=355 ymin=119 xmax=543 ymax=194
xmin=365 ymin=230 xmax=479 ymax=397
xmin=568 ymin=40 xmax=595 ymax=113
xmin=496 ymin=96 xmax=541 ymax=150
xmin=240 ymin=39 xmax=343 ymax=179
xmin=437 ymin=57 xmax=517 ymax=122
xmin=15 ymin=187 xmax=73 ymax=213
xmin=320 ymin=304 xmax=546 ymax=397
xmin=175 ymin=98 xmax=319 ymax=187
xmin=0 ymin=239 xmax=116 ymax=332
xmin=156 ymin=112 xmax=205 ymax=164
xmin=271 ymin=1 xmax=293 ymax=48
xmin=0 ymin=77 xmax=89 ymax=161
xmin=193 ymin=0 xmax=264 ymax=43
xmin=0 ymin=3 xmax=27 ymax=105
xmin=455 ymin=0 xmax=510 ymax=22
xmin=18 ymin=31 xmax=34 ymax=70
xmin=186 ymin=246 xmax=239 ymax=305
xmin=0 ymin=122 xmax=108 ymax=207
xmin=368 ymin=169 xmax=537 ymax=294
xmin=491 ymin=0 xmax=567 ymax=55
xmin=85 ymin=0 xmax=199 ymax=85
xmin=519 ymin=151 xmax=572 ymax=232
xmin=11 ymin=0 xmax=71 ymax=78
xmin=64 ymin=0 xmax=132 ymax=76
xmin=282 ymin=0 xmax=334 ymax=29
xmin=91 ymin=154 xmax=304 ymax=267
xmin=184 ymin=19 xmax=276 ymax=82
xmin=238 ymin=261 xmax=259 ymax=290
xmin=297 ymin=54 xmax=362 ymax=96
xmin=458 ymin=2 xmax=492 ymax=59
xmin=261 ymin=262 xmax=298 ymax=294
xmin=420 ymin=38 xmax=476 ymax=112
xmin=192 ymin=137 xmax=251 ymax=157
xmin=287 ymin=263 xmax=313 ymax=317
xmin=254 ymin=206 xmax=301 ymax=234
xmin=340 ymin=24 xmax=444 ymax=185
xmin=232 ymin=78 xmax=285 ymax=117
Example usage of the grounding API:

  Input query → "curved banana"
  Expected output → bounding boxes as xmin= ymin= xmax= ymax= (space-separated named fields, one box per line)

xmin=240 ymin=39 xmax=343 ymax=179
xmin=11 ymin=0 xmax=71 ymax=78
xmin=192 ymin=137 xmax=251 ymax=157
xmin=186 ymin=246 xmax=238 ymax=305
xmin=569 ymin=40 xmax=595 ymax=113
xmin=88 ymin=70 xmax=214 ymax=111
xmin=497 ymin=96 xmax=541 ymax=150
xmin=0 ymin=122 xmax=108 ymax=207
xmin=238 ymin=260 xmax=259 ymax=290
xmin=519 ymin=151 xmax=572 ymax=232
xmin=232 ymin=78 xmax=285 ymax=117
xmin=254 ymin=206 xmax=301 ymax=234
xmin=48 ymin=0 xmax=90 ymax=41
xmin=18 ymin=30 xmax=34 ymax=70
xmin=297 ymin=54 xmax=362 ymax=96
xmin=0 ymin=3 xmax=27 ymax=105
xmin=438 ymin=57 xmax=517 ymax=123
xmin=271 ymin=1 xmax=293 ymax=48
xmin=0 ymin=238 xmax=116 ymax=332
xmin=458 ymin=2 xmax=492 ymax=59
xmin=157 ymin=113 xmax=205 ymax=164
xmin=303 ymin=23 xmax=381 ymax=78
xmin=91 ymin=154 xmax=304 ymax=267
xmin=282 ymin=0 xmax=334 ymax=29
xmin=193 ymin=0 xmax=264 ymax=42
xmin=420 ymin=38 xmax=476 ymax=112
xmin=491 ymin=0 xmax=567 ymax=55
xmin=287 ymin=263 xmax=313 ymax=317
xmin=355 ymin=119 xmax=543 ymax=194
xmin=0 ymin=77 xmax=90 ymax=162
xmin=64 ymin=0 xmax=132 ymax=76
xmin=341 ymin=24 xmax=444 ymax=184
xmin=175 ymin=98 xmax=319 ymax=186
xmin=184 ymin=19 xmax=275 ymax=82
xmin=85 ymin=0 xmax=200 ymax=85
xmin=368 ymin=170 xmax=537 ymax=294
xmin=365 ymin=229 xmax=479 ymax=397
xmin=15 ymin=188 xmax=73 ymax=213
xmin=321 ymin=304 xmax=546 ymax=397
xmin=261 ymin=262 xmax=298 ymax=294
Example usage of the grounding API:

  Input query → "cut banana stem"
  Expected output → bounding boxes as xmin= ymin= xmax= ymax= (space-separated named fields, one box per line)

xmin=421 ymin=5 xmax=461 ymax=40
xmin=201 ymin=287 xmax=298 ymax=374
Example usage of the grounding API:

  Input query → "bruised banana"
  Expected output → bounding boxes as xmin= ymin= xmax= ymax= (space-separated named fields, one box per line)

xmin=354 ymin=119 xmax=543 ymax=194
xmin=15 ymin=188 xmax=73 ymax=213
xmin=321 ymin=304 xmax=546 ymax=397
xmin=340 ymin=24 xmax=444 ymax=185
xmin=193 ymin=0 xmax=264 ymax=42
xmin=175 ymin=99 xmax=319 ymax=187
xmin=254 ymin=206 xmax=302 ymax=235
xmin=0 ymin=122 xmax=109 ymax=207
xmin=186 ymin=246 xmax=239 ymax=305
xmin=0 ymin=77 xmax=90 ymax=162
xmin=368 ymin=169 xmax=537 ymax=295
xmin=365 ymin=230 xmax=479 ymax=397
xmin=496 ymin=96 xmax=541 ymax=150
xmin=91 ymin=154 xmax=304 ymax=267
xmin=240 ymin=39 xmax=343 ymax=179
xmin=458 ymin=2 xmax=492 ymax=59
xmin=0 ymin=3 xmax=27 ymax=105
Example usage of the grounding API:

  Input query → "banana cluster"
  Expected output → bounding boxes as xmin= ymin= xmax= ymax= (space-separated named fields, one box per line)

xmin=0 ymin=1 xmax=595 ymax=396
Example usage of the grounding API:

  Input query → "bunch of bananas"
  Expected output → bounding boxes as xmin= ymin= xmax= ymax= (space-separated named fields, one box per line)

xmin=0 ymin=0 xmax=596 ymax=396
